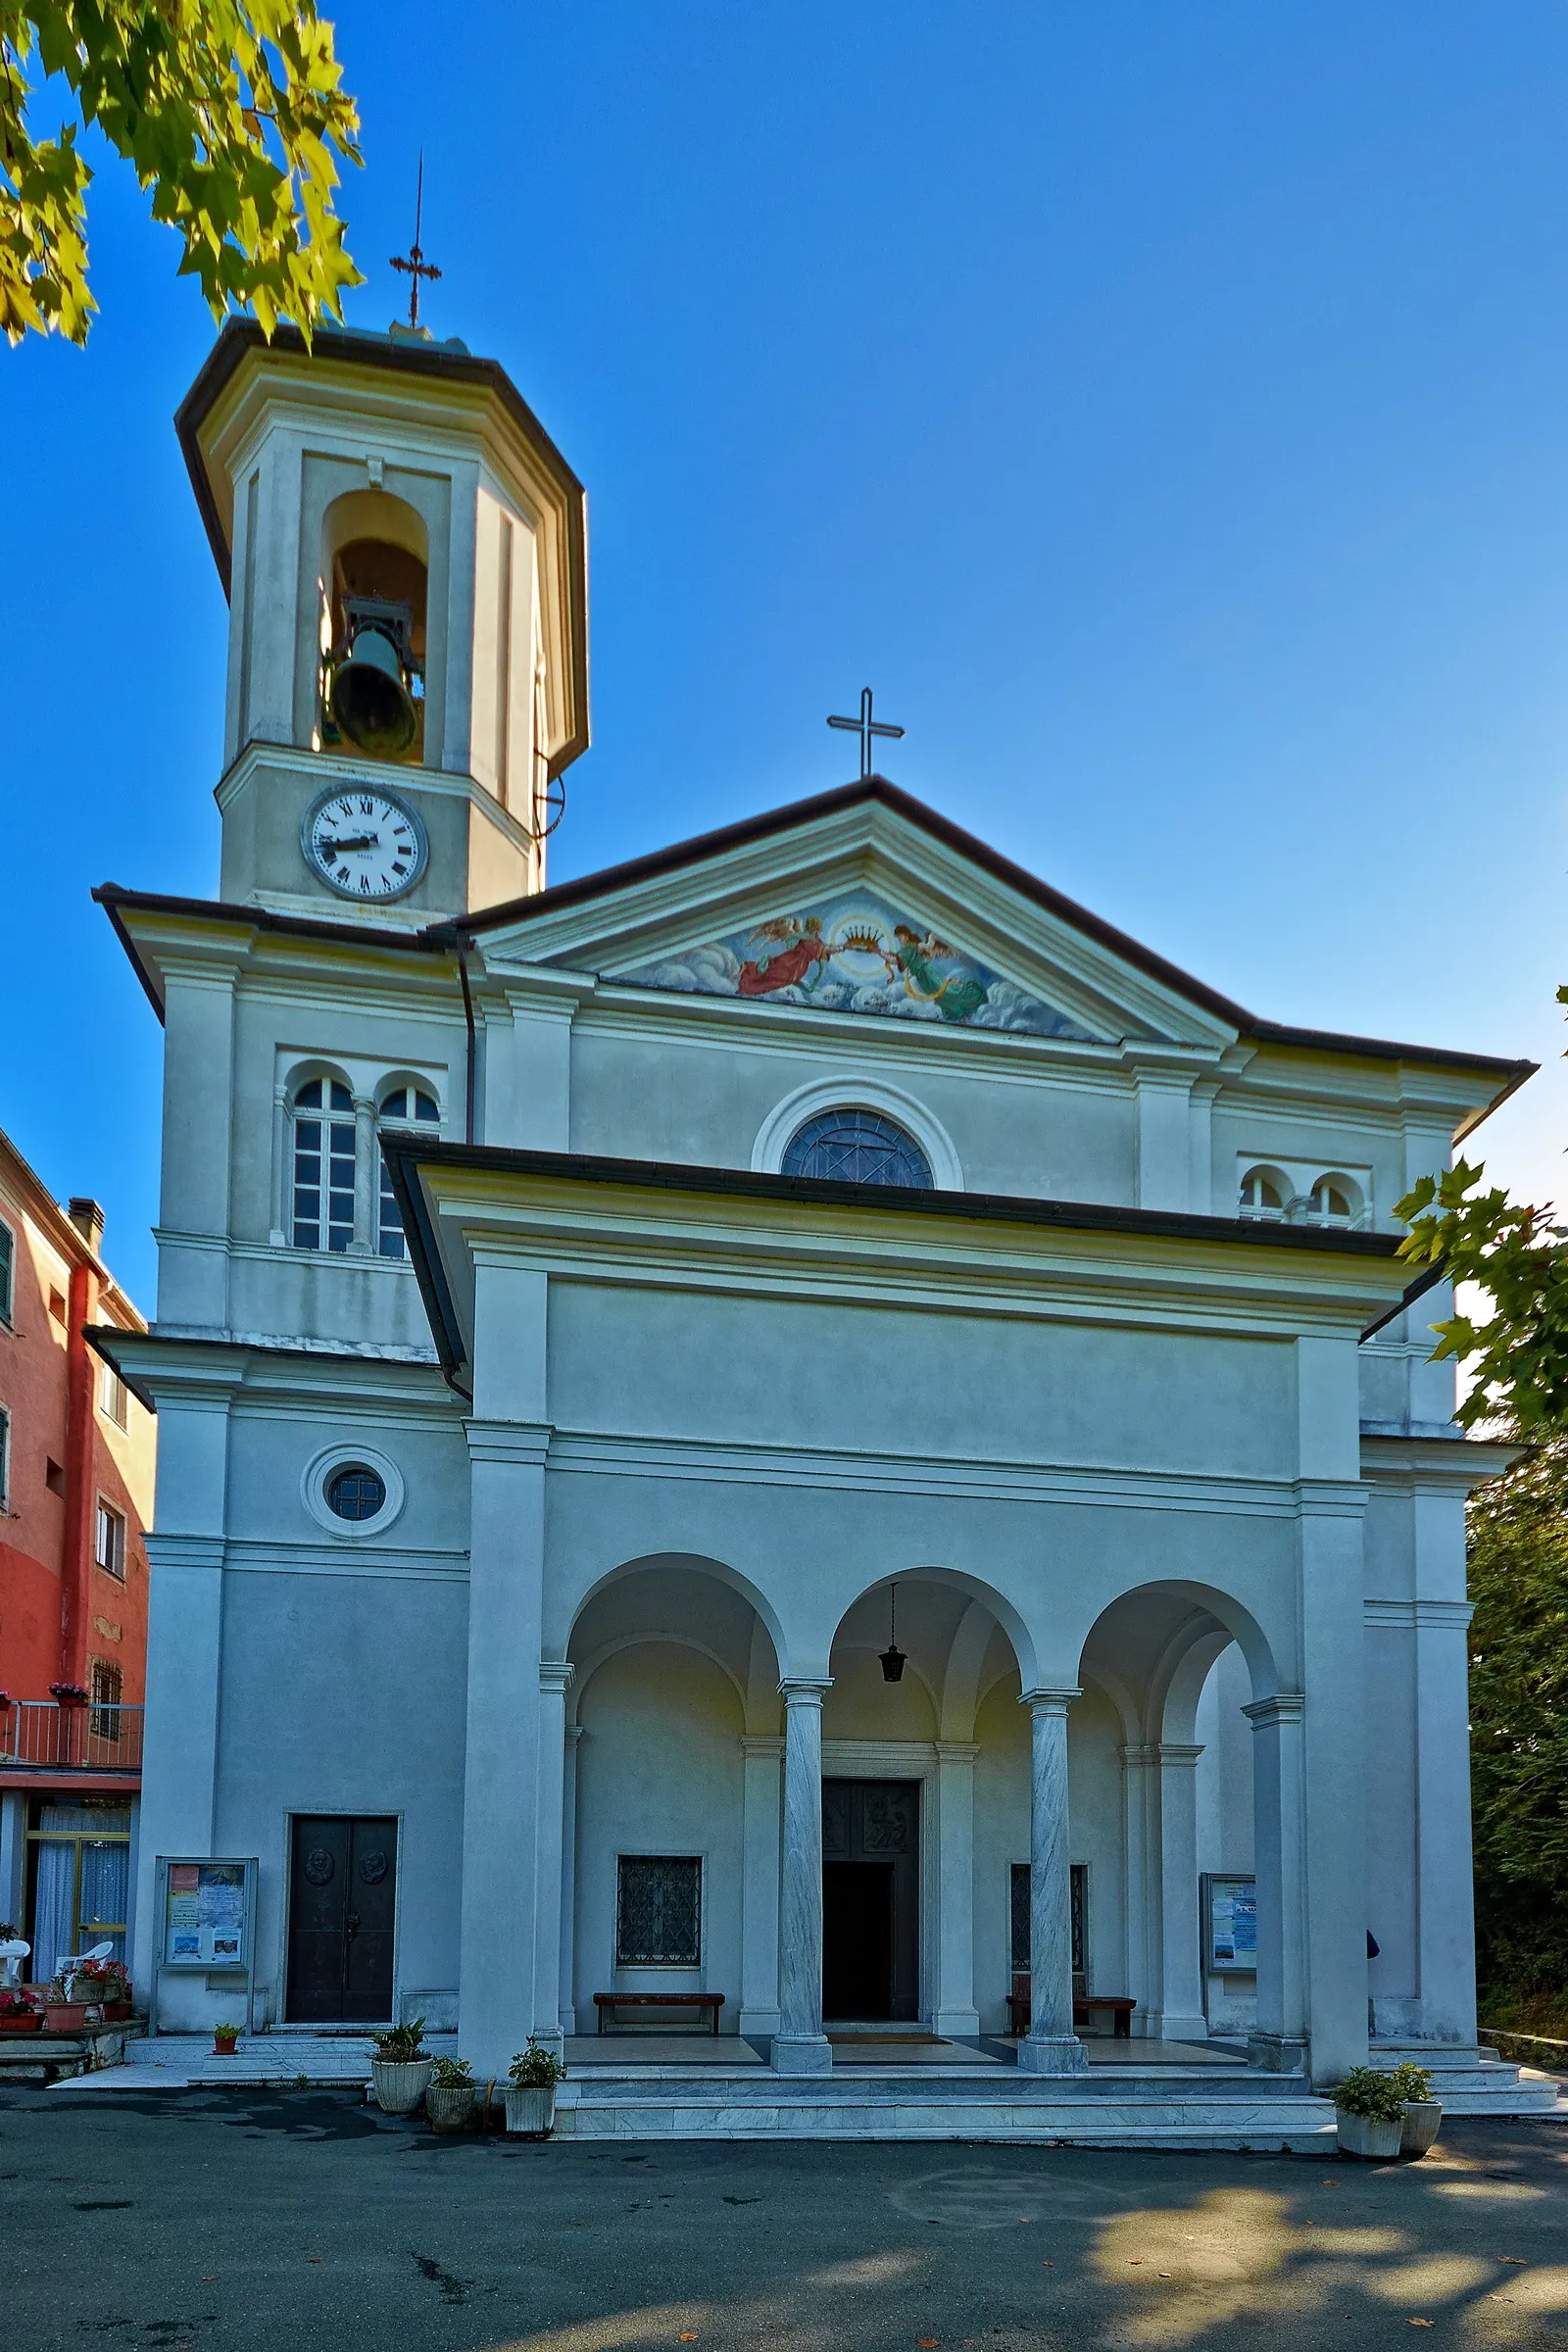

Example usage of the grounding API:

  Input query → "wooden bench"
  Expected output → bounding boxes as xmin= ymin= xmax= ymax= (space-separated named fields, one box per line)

xmin=1005 ymin=1977 xmax=1137 ymax=2039
xmin=593 ymin=1990 xmax=724 ymax=2036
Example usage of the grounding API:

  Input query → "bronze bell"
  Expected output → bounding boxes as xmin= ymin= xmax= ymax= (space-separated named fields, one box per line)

xmin=329 ymin=602 xmax=418 ymax=757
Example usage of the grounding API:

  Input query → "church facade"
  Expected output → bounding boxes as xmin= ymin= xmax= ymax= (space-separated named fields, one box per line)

xmin=102 ymin=320 xmax=1534 ymax=2120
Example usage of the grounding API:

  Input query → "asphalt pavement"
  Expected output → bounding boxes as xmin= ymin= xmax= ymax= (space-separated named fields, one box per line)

xmin=2 ymin=2086 xmax=1565 ymax=2349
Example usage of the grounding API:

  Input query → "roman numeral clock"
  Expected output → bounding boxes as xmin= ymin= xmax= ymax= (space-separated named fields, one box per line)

xmin=301 ymin=788 xmax=429 ymax=902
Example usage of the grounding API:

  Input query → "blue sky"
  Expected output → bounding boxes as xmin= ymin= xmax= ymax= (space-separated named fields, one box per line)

xmin=2 ymin=1 xmax=1565 ymax=1305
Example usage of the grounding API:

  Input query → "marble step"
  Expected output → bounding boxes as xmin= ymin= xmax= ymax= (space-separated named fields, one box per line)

xmin=554 ymin=2080 xmax=1335 ymax=2148
xmin=1370 ymin=2044 xmax=1563 ymax=2116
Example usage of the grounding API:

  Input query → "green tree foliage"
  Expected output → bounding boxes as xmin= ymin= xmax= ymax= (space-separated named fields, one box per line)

xmin=1395 ymin=986 xmax=1568 ymax=1438
xmin=1 ymin=0 xmax=361 ymax=346
xmin=1466 ymin=1435 xmax=1568 ymax=2023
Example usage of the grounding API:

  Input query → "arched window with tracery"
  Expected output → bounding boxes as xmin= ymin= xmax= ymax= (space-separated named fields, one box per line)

xmin=782 ymin=1107 xmax=933 ymax=1189
xmin=377 ymin=1086 xmax=440 ymax=1257
xmin=292 ymin=1079 xmax=356 ymax=1251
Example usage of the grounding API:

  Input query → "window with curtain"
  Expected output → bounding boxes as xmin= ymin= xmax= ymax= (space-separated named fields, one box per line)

xmin=292 ymin=1079 xmax=356 ymax=1251
xmin=781 ymin=1107 xmax=933 ymax=1188
xmin=26 ymin=1800 xmax=131 ymax=1981
xmin=377 ymin=1086 xmax=440 ymax=1259
xmin=94 ymin=1499 xmax=125 ymax=1579
xmin=99 ymin=1363 xmax=129 ymax=1428
xmin=89 ymin=1659 xmax=122 ymax=1740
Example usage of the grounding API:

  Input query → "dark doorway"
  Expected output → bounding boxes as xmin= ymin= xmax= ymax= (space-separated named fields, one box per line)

xmin=822 ymin=1779 xmax=919 ymax=2021
xmin=286 ymin=1815 xmax=398 ymax=2023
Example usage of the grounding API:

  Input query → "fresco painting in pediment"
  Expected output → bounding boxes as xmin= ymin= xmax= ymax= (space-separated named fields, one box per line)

xmin=614 ymin=893 xmax=1095 ymax=1039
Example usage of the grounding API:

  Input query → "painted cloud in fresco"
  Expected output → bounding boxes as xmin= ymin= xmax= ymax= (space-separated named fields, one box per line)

xmin=613 ymin=894 xmax=1095 ymax=1040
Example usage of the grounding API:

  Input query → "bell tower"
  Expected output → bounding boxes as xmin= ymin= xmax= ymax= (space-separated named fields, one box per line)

xmin=177 ymin=318 xmax=589 ymax=924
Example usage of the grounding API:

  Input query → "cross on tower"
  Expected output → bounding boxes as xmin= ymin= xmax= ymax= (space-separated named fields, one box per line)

xmin=827 ymin=687 xmax=905 ymax=779
xmin=390 ymin=156 xmax=442 ymax=330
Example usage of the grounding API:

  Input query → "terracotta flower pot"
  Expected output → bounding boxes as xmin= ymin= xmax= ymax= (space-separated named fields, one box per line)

xmin=0 ymin=2013 xmax=42 ymax=2034
xmin=101 ymin=2002 xmax=134 ymax=2023
xmin=1336 ymin=2109 xmax=1404 ymax=2160
xmin=504 ymin=2084 xmax=556 ymax=2137
xmin=1400 ymin=2099 xmax=1443 ymax=2157
xmin=213 ymin=2034 xmax=239 ymax=2056
xmin=425 ymin=2084 xmax=476 ymax=2134
xmin=370 ymin=2057 xmax=433 ymax=2116
xmin=44 ymin=2002 xmax=91 ymax=2034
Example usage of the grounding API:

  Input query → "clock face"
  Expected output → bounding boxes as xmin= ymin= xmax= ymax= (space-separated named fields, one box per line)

xmin=301 ymin=788 xmax=428 ymax=903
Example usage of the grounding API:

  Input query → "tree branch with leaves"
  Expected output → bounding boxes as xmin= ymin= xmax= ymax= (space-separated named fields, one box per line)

xmin=1 ymin=0 xmax=362 ymax=346
xmin=1395 ymin=987 xmax=1568 ymax=1438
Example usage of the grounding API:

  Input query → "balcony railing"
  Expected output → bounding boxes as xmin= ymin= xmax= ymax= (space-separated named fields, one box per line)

xmin=0 ymin=1701 xmax=143 ymax=1773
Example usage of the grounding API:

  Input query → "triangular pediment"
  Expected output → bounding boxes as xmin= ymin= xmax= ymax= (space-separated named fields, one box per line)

xmin=466 ymin=779 xmax=1249 ymax=1051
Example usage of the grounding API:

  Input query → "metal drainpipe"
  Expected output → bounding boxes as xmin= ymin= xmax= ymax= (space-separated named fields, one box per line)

xmin=457 ymin=941 xmax=477 ymax=1145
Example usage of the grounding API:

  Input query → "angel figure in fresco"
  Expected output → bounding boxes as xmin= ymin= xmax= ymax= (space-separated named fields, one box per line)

xmin=888 ymin=926 xmax=990 ymax=1023
xmin=737 ymin=915 xmax=834 ymax=998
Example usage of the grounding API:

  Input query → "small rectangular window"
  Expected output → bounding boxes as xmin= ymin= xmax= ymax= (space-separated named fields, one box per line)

xmin=89 ymin=1659 xmax=122 ymax=1740
xmin=49 ymin=1288 xmax=67 ymax=1324
xmin=0 ymin=1217 xmax=13 ymax=1325
xmin=99 ymin=1364 xmax=128 ymax=1429
xmin=94 ymin=1499 xmax=126 ymax=1580
xmin=615 ymin=1855 xmax=702 ymax=1966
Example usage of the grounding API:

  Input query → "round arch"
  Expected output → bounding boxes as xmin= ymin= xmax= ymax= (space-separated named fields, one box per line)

xmin=751 ymin=1075 xmax=964 ymax=1191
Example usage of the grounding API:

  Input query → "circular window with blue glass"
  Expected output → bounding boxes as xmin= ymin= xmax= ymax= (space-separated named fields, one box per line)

xmin=303 ymin=1444 xmax=404 ymax=1537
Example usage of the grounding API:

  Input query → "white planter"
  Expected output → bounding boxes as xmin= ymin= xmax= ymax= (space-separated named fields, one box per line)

xmin=1336 ymin=2109 xmax=1404 ymax=2160
xmin=370 ymin=2057 xmax=433 ymax=2116
xmin=1401 ymin=2099 xmax=1443 ymax=2157
xmin=425 ymin=2084 xmax=476 ymax=2135
xmin=505 ymin=2084 xmax=556 ymax=2136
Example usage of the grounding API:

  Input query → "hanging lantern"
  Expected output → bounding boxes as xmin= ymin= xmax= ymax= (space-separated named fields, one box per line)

xmin=879 ymin=1583 xmax=906 ymax=1683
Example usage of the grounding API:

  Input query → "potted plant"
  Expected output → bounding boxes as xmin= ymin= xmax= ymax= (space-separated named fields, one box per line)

xmin=505 ymin=2039 xmax=565 ymax=2137
xmin=1332 ymin=2066 xmax=1409 ymax=2159
xmin=425 ymin=2055 xmax=477 ymax=2134
xmin=43 ymin=1971 xmax=94 ymax=2034
xmin=69 ymin=1957 xmax=132 ymax=2021
xmin=213 ymin=2021 xmax=241 ymax=2056
xmin=1392 ymin=2060 xmax=1443 ymax=2157
xmin=0 ymin=1990 xmax=41 ymax=2034
xmin=369 ymin=2018 xmax=433 ymax=2116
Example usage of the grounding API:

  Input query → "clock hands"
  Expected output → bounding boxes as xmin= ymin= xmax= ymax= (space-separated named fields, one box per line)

xmin=318 ymin=832 xmax=378 ymax=855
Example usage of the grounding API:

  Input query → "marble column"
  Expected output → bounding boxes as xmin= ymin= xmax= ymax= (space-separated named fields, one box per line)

xmin=739 ymin=1736 xmax=784 ymax=2037
xmin=1017 ymin=1690 xmax=1089 ymax=2075
xmin=771 ymin=1680 xmax=832 ymax=2074
xmin=531 ymin=1660 xmax=573 ymax=2058
xmin=1245 ymin=1693 xmax=1308 ymax=2073
xmin=559 ymin=1725 xmax=582 ymax=2037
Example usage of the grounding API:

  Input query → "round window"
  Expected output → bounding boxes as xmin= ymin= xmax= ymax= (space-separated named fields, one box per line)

xmin=325 ymin=1463 xmax=387 ymax=1522
xmin=781 ymin=1107 xmax=933 ymax=1188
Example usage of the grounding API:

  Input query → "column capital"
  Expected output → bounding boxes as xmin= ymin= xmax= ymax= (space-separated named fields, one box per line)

xmin=1243 ymin=1692 xmax=1305 ymax=1729
xmin=741 ymin=1736 xmax=786 ymax=1759
xmin=778 ymin=1677 xmax=832 ymax=1703
xmin=1120 ymin=1741 xmax=1204 ymax=1768
xmin=1020 ymin=1687 xmax=1080 ymax=1716
xmin=463 ymin=1418 xmax=552 ymax=1467
xmin=935 ymin=1740 xmax=981 ymax=1763
xmin=539 ymin=1659 xmax=575 ymax=1695
xmin=564 ymin=1723 xmax=584 ymax=1746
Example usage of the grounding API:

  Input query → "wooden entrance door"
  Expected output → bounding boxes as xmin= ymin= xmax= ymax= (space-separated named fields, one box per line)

xmin=286 ymin=1815 xmax=398 ymax=2023
xmin=821 ymin=1780 xmax=919 ymax=2021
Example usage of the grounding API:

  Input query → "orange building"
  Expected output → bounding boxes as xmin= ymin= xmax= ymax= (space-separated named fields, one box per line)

xmin=0 ymin=1125 xmax=155 ymax=1985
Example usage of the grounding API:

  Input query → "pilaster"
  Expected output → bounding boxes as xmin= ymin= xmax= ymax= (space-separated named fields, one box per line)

xmin=739 ymin=1736 xmax=784 ymax=2036
xmin=933 ymin=1742 xmax=980 ymax=2037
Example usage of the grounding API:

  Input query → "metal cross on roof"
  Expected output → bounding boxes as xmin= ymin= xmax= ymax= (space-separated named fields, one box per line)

xmin=390 ymin=156 xmax=442 ymax=330
xmin=828 ymin=687 xmax=905 ymax=779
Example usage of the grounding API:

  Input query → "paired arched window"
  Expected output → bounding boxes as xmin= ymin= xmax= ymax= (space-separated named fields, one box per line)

xmin=1239 ymin=1167 xmax=1286 ymax=1219
xmin=377 ymin=1086 xmax=439 ymax=1258
xmin=1239 ymin=1164 xmax=1362 ymax=1227
xmin=292 ymin=1079 xmax=356 ymax=1251
xmin=782 ymin=1107 xmax=933 ymax=1189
